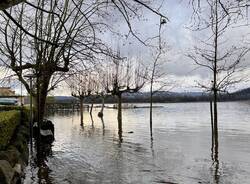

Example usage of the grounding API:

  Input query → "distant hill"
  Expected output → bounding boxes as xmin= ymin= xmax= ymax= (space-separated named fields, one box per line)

xmin=48 ymin=91 xmax=209 ymax=104
xmin=47 ymin=96 xmax=78 ymax=104
xmin=231 ymin=87 xmax=250 ymax=95
xmin=228 ymin=87 xmax=250 ymax=100
xmin=47 ymin=88 xmax=250 ymax=104
xmin=54 ymin=96 xmax=78 ymax=103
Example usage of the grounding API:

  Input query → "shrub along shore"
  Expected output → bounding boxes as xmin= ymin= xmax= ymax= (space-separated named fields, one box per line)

xmin=0 ymin=106 xmax=30 ymax=184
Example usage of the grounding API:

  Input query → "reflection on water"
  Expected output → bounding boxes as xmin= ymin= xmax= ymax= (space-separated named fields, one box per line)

xmin=211 ymin=129 xmax=220 ymax=184
xmin=24 ymin=102 xmax=250 ymax=184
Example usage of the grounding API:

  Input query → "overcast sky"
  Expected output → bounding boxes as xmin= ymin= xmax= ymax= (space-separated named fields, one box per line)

xmin=50 ymin=0 xmax=250 ymax=95
xmin=3 ymin=0 xmax=250 ymax=95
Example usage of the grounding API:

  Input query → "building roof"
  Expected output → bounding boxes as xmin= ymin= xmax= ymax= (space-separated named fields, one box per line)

xmin=0 ymin=87 xmax=15 ymax=96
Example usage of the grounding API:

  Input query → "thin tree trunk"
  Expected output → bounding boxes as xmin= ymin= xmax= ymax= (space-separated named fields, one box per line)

xmin=210 ymin=99 xmax=214 ymax=132
xmin=100 ymin=97 xmax=105 ymax=114
xmin=213 ymin=90 xmax=218 ymax=149
xmin=101 ymin=117 xmax=105 ymax=129
xmin=150 ymin=85 xmax=153 ymax=138
xmin=210 ymin=99 xmax=214 ymax=159
xmin=80 ymin=97 xmax=84 ymax=126
xmin=90 ymin=102 xmax=94 ymax=116
xmin=117 ymin=94 xmax=122 ymax=137
xmin=213 ymin=121 xmax=219 ymax=183
xmin=213 ymin=0 xmax=219 ymax=159
xmin=98 ymin=96 xmax=105 ymax=118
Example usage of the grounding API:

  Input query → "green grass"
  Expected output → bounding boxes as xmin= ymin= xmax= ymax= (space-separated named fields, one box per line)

xmin=0 ymin=105 xmax=24 ymax=112
xmin=0 ymin=110 xmax=21 ymax=150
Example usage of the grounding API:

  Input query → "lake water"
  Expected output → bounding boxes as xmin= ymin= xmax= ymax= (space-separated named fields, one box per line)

xmin=23 ymin=102 xmax=250 ymax=184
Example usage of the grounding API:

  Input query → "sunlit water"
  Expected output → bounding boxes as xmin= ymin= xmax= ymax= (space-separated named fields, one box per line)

xmin=23 ymin=102 xmax=250 ymax=184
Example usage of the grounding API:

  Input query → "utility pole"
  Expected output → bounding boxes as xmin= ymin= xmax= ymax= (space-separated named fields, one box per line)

xmin=24 ymin=74 xmax=35 ymax=151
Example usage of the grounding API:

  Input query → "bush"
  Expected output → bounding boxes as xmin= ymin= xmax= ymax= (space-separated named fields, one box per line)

xmin=0 ymin=111 xmax=21 ymax=150
xmin=0 ymin=105 xmax=23 ymax=112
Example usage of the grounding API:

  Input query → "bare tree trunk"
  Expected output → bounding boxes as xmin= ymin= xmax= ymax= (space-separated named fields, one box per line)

xmin=31 ymin=73 xmax=51 ymax=121
xmin=213 ymin=0 xmax=219 ymax=153
xmin=38 ymin=87 xmax=49 ymax=121
xmin=213 ymin=122 xmax=219 ymax=183
xmin=210 ymin=99 xmax=214 ymax=132
xmin=80 ymin=97 xmax=84 ymax=126
xmin=117 ymin=94 xmax=122 ymax=137
xmin=210 ymin=98 xmax=214 ymax=159
xmin=101 ymin=117 xmax=105 ymax=129
xmin=150 ymin=83 xmax=153 ymax=138
xmin=100 ymin=97 xmax=105 ymax=114
xmin=90 ymin=112 xmax=94 ymax=127
xmin=98 ymin=96 xmax=105 ymax=118
xmin=35 ymin=75 xmax=50 ymax=165
xmin=213 ymin=89 xmax=218 ymax=148
xmin=90 ymin=103 xmax=94 ymax=116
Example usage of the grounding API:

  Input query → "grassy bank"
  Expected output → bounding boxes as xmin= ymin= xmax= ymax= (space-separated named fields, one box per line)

xmin=0 ymin=105 xmax=25 ymax=112
xmin=0 ymin=106 xmax=30 ymax=150
xmin=0 ymin=106 xmax=30 ymax=183
xmin=0 ymin=110 xmax=21 ymax=150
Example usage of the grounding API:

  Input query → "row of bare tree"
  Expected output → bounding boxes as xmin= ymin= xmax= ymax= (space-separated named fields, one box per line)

xmin=66 ymin=15 xmax=169 ymax=139
xmin=0 ymin=1 xmax=166 ymax=138
xmin=67 ymin=52 xmax=148 ymax=137
xmin=1 ymin=0 xmax=250 ymax=144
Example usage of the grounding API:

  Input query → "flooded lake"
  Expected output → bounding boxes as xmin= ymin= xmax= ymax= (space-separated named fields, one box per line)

xmin=23 ymin=102 xmax=250 ymax=184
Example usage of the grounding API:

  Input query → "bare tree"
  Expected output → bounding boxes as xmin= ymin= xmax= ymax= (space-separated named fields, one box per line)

xmin=105 ymin=53 xmax=147 ymax=139
xmin=0 ymin=0 xmax=166 ymax=123
xmin=188 ymin=0 xmax=249 ymax=166
xmin=94 ymin=67 xmax=109 ymax=118
xmin=0 ymin=1 xmax=105 ymax=124
xmin=147 ymin=17 xmax=169 ymax=139
xmin=68 ymin=70 xmax=98 ymax=126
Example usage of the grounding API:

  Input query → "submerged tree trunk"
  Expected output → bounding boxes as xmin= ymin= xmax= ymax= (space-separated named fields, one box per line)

xmin=80 ymin=97 xmax=84 ymax=126
xmin=210 ymin=98 xmax=214 ymax=158
xmin=212 ymin=0 xmax=219 ymax=163
xmin=100 ymin=97 xmax=105 ymax=114
xmin=212 ymin=128 xmax=219 ymax=183
xmin=90 ymin=102 xmax=94 ymax=126
xmin=149 ymin=86 xmax=153 ymax=138
xmin=90 ymin=103 xmax=94 ymax=116
xmin=98 ymin=96 xmax=105 ymax=118
xmin=117 ymin=94 xmax=122 ymax=137
xmin=35 ymin=74 xmax=50 ymax=165
xmin=213 ymin=89 xmax=218 ymax=147
xmin=210 ymin=99 xmax=214 ymax=132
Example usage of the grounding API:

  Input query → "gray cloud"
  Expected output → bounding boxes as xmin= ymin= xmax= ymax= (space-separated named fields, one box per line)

xmin=4 ymin=0 xmax=250 ymax=95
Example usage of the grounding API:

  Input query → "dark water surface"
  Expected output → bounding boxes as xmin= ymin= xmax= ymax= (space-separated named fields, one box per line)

xmin=23 ymin=102 xmax=250 ymax=184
